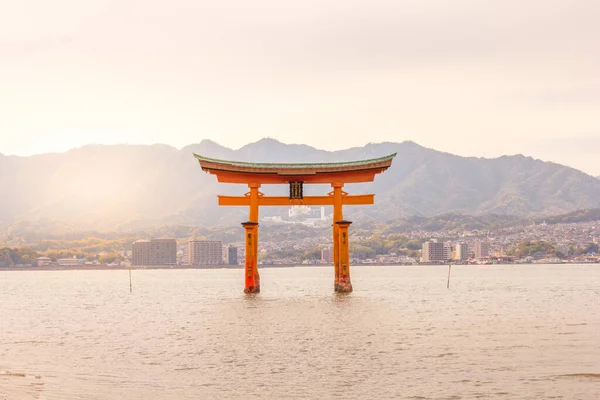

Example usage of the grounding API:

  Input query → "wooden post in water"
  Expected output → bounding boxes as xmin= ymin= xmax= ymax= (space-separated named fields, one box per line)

xmin=447 ymin=264 xmax=452 ymax=289
xmin=129 ymin=266 xmax=132 ymax=293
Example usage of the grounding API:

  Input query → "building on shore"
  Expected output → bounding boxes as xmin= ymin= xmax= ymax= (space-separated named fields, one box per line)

xmin=321 ymin=248 xmax=333 ymax=264
xmin=444 ymin=242 xmax=454 ymax=261
xmin=422 ymin=240 xmax=446 ymax=263
xmin=36 ymin=257 xmax=52 ymax=267
xmin=57 ymin=256 xmax=85 ymax=267
xmin=132 ymin=238 xmax=177 ymax=266
xmin=121 ymin=242 xmax=133 ymax=258
xmin=455 ymin=242 xmax=470 ymax=261
xmin=189 ymin=239 xmax=223 ymax=266
xmin=473 ymin=242 xmax=490 ymax=259
xmin=228 ymin=245 xmax=238 ymax=265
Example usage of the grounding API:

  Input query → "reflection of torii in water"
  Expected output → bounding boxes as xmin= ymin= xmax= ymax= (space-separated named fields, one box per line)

xmin=194 ymin=153 xmax=396 ymax=294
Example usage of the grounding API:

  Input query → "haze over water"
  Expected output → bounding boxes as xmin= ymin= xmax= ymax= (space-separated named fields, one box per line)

xmin=1 ymin=265 xmax=599 ymax=399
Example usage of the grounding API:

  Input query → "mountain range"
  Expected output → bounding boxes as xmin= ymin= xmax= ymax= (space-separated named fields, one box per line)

xmin=1 ymin=138 xmax=600 ymax=235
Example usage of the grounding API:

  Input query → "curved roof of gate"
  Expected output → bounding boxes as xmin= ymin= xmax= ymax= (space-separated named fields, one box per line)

xmin=194 ymin=153 xmax=396 ymax=184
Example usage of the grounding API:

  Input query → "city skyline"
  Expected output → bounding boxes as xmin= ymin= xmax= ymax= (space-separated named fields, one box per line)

xmin=1 ymin=0 xmax=599 ymax=174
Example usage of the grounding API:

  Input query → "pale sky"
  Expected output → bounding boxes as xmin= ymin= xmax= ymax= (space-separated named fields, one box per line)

xmin=1 ymin=0 xmax=599 ymax=174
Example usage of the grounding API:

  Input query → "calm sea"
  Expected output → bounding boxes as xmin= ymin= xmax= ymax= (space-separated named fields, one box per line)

xmin=1 ymin=265 xmax=599 ymax=399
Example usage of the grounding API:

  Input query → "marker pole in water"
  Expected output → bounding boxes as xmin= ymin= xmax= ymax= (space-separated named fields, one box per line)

xmin=447 ymin=264 xmax=452 ymax=289
xmin=129 ymin=267 xmax=132 ymax=293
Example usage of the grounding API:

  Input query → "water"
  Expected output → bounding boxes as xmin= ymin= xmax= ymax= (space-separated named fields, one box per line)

xmin=1 ymin=265 xmax=599 ymax=399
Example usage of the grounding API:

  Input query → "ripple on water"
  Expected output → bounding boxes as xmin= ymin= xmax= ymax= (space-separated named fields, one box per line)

xmin=1 ymin=265 xmax=600 ymax=399
xmin=556 ymin=373 xmax=600 ymax=380
xmin=0 ymin=371 xmax=45 ymax=400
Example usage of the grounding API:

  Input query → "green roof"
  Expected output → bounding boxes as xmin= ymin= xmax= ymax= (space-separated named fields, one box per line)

xmin=193 ymin=153 xmax=396 ymax=169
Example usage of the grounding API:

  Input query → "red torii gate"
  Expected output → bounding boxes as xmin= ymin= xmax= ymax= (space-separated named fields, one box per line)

xmin=195 ymin=153 xmax=396 ymax=293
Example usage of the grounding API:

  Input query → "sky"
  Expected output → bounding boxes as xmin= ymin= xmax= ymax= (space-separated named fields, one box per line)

xmin=1 ymin=0 xmax=599 ymax=174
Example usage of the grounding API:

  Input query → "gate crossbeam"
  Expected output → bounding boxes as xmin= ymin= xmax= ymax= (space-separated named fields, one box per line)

xmin=218 ymin=194 xmax=374 ymax=207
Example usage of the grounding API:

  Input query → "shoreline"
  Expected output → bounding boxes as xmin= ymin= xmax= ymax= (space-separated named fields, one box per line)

xmin=1 ymin=262 xmax=596 ymax=272
xmin=1 ymin=263 xmax=418 ymax=272
xmin=0 ymin=265 xmax=243 ymax=272
xmin=0 ymin=264 xmax=329 ymax=272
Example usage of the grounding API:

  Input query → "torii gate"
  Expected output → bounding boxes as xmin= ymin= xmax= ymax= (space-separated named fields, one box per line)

xmin=194 ymin=153 xmax=396 ymax=293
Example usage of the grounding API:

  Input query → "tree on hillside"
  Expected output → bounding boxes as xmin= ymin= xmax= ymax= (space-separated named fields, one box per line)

xmin=301 ymin=249 xmax=321 ymax=261
xmin=98 ymin=253 xmax=122 ymax=264
xmin=0 ymin=247 xmax=40 ymax=266
xmin=351 ymin=243 xmax=376 ymax=259
xmin=43 ymin=250 xmax=75 ymax=262
xmin=510 ymin=240 xmax=560 ymax=258
xmin=15 ymin=247 xmax=39 ymax=265
xmin=580 ymin=242 xmax=599 ymax=255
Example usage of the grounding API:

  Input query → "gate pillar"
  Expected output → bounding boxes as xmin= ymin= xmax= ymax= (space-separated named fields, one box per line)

xmin=336 ymin=220 xmax=353 ymax=293
xmin=242 ymin=221 xmax=260 ymax=293
xmin=331 ymin=183 xmax=344 ymax=291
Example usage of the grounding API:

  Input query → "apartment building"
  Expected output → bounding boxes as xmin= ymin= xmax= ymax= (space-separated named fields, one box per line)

xmin=189 ymin=240 xmax=223 ymax=266
xmin=422 ymin=240 xmax=446 ymax=263
xmin=132 ymin=238 xmax=177 ymax=266
xmin=228 ymin=245 xmax=238 ymax=265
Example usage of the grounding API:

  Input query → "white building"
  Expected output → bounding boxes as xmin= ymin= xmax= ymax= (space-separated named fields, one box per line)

xmin=288 ymin=206 xmax=326 ymax=220
xmin=36 ymin=257 xmax=52 ymax=267
xmin=288 ymin=205 xmax=311 ymax=218
xmin=57 ymin=256 xmax=85 ymax=266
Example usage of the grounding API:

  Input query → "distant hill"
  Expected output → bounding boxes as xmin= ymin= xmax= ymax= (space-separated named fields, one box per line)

xmin=378 ymin=212 xmax=521 ymax=234
xmin=2 ymin=138 xmax=600 ymax=237
xmin=536 ymin=208 xmax=600 ymax=225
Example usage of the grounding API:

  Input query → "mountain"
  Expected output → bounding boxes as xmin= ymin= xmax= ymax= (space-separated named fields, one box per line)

xmin=2 ymin=139 xmax=600 ymax=237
